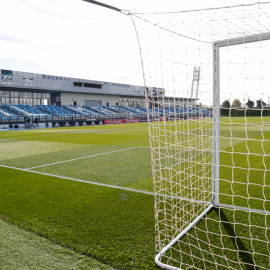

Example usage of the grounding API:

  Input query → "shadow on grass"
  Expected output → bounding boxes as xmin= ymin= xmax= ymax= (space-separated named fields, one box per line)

xmin=214 ymin=208 xmax=257 ymax=270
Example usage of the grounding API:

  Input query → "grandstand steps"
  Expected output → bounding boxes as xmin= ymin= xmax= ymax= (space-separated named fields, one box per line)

xmin=0 ymin=108 xmax=13 ymax=116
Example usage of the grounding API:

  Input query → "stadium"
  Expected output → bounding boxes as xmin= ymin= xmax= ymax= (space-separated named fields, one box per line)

xmin=0 ymin=68 xmax=210 ymax=129
xmin=1 ymin=1 xmax=270 ymax=270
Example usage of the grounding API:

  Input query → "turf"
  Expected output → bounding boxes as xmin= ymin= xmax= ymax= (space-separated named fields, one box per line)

xmin=0 ymin=119 xmax=269 ymax=269
xmin=150 ymin=117 xmax=270 ymax=269
xmin=0 ymin=219 xmax=114 ymax=270
xmin=0 ymin=123 xmax=158 ymax=269
xmin=0 ymin=166 xmax=156 ymax=269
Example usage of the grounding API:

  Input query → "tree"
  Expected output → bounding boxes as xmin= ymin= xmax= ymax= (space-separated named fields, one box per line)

xmin=246 ymin=99 xmax=254 ymax=108
xmin=222 ymin=99 xmax=230 ymax=108
xmin=256 ymin=99 xmax=266 ymax=108
xmin=232 ymin=99 xmax=241 ymax=108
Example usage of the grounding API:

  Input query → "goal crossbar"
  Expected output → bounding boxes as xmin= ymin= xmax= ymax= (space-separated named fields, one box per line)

xmin=214 ymin=32 xmax=270 ymax=48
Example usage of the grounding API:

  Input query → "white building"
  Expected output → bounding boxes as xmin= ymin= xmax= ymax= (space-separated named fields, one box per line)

xmin=0 ymin=69 xmax=167 ymax=108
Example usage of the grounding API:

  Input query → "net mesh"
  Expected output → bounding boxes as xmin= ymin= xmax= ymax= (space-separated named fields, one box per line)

xmin=131 ymin=3 xmax=270 ymax=269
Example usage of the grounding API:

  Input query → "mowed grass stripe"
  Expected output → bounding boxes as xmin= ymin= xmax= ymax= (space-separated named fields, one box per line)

xmin=0 ymin=145 xmax=137 ymax=170
xmin=0 ymin=166 xmax=156 ymax=270
xmin=0 ymin=163 xmax=155 ymax=196
xmin=0 ymin=219 xmax=114 ymax=270
xmin=26 ymin=147 xmax=140 ymax=170
xmin=31 ymin=147 xmax=153 ymax=190
xmin=1 ymin=119 xmax=270 ymax=269
xmin=0 ymin=124 xmax=150 ymax=147
xmin=2 ymin=162 xmax=268 ymax=216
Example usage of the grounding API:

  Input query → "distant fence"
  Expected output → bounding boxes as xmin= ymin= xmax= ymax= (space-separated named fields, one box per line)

xmin=221 ymin=108 xmax=270 ymax=117
xmin=0 ymin=113 xmax=147 ymax=124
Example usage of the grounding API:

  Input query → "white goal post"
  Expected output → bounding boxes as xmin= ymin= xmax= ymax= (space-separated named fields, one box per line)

xmin=212 ymin=32 xmax=270 ymax=208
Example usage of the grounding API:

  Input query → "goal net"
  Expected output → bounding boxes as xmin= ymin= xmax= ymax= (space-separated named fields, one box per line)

xmin=131 ymin=3 xmax=270 ymax=269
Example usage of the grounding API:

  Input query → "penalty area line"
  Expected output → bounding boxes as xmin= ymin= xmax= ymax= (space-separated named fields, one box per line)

xmin=1 ymin=163 xmax=269 ymax=215
xmin=26 ymin=147 xmax=147 ymax=170
xmin=0 ymin=163 xmax=155 ymax=196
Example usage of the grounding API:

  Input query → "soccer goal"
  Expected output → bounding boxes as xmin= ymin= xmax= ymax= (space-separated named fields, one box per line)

xmin=130 ymin=3 xmax=270 ymax=270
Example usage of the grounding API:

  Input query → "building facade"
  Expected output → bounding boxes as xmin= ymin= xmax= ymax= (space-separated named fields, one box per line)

xmin=0 ymin=69 xmax=167 ymax=108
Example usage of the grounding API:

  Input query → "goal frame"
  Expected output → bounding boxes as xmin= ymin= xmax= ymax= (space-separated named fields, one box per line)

xmin=155 ymin=31 xmax=270 ymax=270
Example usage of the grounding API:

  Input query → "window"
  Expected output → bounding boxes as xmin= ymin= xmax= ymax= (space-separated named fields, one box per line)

xmin=83 ymin=83 xmax=102 ymax=89
xmin=74 ymin=82 xmax=83 ymax=87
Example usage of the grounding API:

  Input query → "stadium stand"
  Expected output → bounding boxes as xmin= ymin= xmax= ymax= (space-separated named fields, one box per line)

xmin=0 ymin=106 xmax=24 ymax=122
xmin=0 ymin=104 xmax=212 ymax=126
xmin=3 ymin=105 xmax=50 ymax=120
xmin=85 ymin=106 xmax=121 ymax=118
xmin=36 ymin=105 xmax=80 ymax=120
xmin=63 ymin=105 xmax=101 ymax=118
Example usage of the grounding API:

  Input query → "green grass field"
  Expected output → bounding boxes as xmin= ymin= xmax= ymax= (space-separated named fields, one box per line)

xmin=0 ymin=118 xmax=269 ymax=269
xmin=151 ymin=117 xmax=270 ymax=269
xmin=0 ymin=123 xmax=156 ymax=270
xmin=0 ymin=218 xmax=114 ymax=270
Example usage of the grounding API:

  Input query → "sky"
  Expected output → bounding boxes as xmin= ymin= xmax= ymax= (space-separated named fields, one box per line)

xmin=1 ymin=0 xmax=270 ymax=104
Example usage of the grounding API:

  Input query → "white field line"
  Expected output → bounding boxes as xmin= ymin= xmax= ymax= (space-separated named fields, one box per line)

xmin=0 ymin=163 xmax=155 ymax=196
xmin=1 ymin=163 xmax=270 ymax=216
xmin=26 ymin=147 xmax=148 ymax=170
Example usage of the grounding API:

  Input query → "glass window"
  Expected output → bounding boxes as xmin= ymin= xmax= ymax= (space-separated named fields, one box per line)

xmin=74 ymin=82 xmax=83 ymax=87
xmin=28 ymin=98 xmax=32 ymax=105
xmin=34 ymin=99 xmax=40 ymax=105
